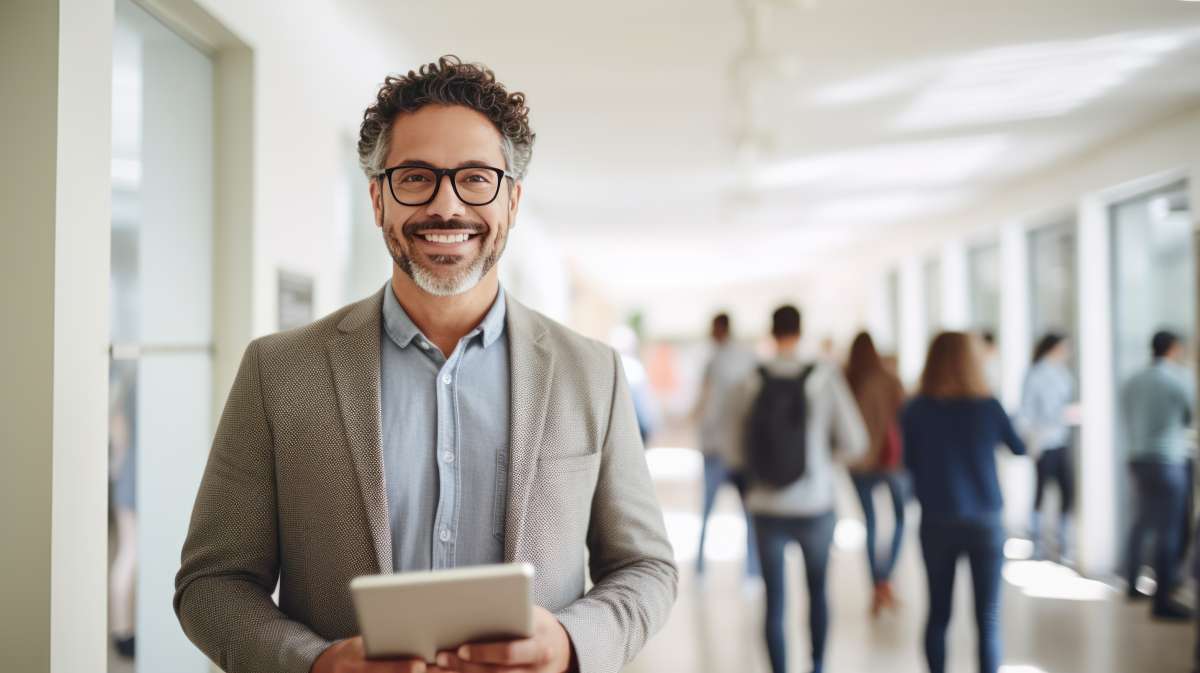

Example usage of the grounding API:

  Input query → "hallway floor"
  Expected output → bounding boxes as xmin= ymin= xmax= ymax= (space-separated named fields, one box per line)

xmin=625 ymin=448 xmax=1195 ymax=673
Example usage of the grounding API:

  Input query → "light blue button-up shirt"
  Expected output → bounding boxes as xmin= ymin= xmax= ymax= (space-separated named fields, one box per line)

xmin=1018 ymin=360 xmax=1075 ymax=452
xmin=380 ymin=283 xmax=510 ymax=572
xmin=1121 ymin=360 xmax=1196 ymax=465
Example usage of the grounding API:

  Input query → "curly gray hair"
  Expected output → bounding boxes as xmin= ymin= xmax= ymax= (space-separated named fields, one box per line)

xmin=358 ymin=55 xmax=535 ymax=181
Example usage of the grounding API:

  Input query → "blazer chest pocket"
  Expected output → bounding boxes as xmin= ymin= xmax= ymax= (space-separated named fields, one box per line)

xmin=529 ymin=452 xmax=602 ymax=531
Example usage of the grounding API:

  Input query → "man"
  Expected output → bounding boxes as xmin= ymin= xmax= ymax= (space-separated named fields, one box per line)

xmin=728 ymin=306 xmax=868 ymax=673
xmin=1121 ymin=330 xmax=1195 ymax=620
xmin=692 ymin=313 xmax=759 ymax=577
xmin=174 ymin=56 xmax=677 ymax=673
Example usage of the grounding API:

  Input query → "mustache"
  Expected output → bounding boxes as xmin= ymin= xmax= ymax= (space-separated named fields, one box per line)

xmin=402 ymin=219 xmax=488 ymax=237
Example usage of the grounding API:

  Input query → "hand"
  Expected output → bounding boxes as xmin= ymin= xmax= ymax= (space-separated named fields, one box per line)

xmin=1063 ymin=403 xmax=1083 ymax=426
xmin=311 ymin=636 xmax=449 ymax=673
xmin=434 ymin=606 xmax=574 ymax=673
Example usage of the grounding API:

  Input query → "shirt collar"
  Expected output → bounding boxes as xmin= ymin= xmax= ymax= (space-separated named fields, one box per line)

xmin=382 ymin=282 xmax=507 ymax=350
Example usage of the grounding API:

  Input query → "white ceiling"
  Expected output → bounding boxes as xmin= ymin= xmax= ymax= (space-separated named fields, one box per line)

xmin=341 ymin=0 xmax=1200 ymax=316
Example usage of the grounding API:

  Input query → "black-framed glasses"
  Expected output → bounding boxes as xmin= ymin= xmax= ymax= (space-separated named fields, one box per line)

xmin=379 ymin=164 xmax=511 ymax=207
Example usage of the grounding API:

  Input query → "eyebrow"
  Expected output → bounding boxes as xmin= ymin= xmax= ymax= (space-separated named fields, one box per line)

xmin=393 ymin=159 xmax=503 ymax=170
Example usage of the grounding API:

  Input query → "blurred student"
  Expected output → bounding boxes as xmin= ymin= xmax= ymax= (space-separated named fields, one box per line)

xmin=1194 ymin=517 xmax=1200 ymax=673
xmin=904 ymin=332 xmax=1025 ymax=673
xmin=1019 ymin=333 xmax=1079 ymax=562
xmin=611 ymin=323 xmax=659 ymax=443
xmin=844 ymin=331 xmax=908 ymax=616
xmin=1121 ymin=330 xmax=1195 ymax=620
xmin=730 ymin=305 xmax=868 ymax=673
xmin=108 ymin=362 xmax=138 ymax=659
xmin=693 ymin=313 xmax=759 ymax=577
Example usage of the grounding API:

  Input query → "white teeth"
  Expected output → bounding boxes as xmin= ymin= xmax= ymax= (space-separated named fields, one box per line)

xmin=422 ymin=233 xmax=471 ymax=244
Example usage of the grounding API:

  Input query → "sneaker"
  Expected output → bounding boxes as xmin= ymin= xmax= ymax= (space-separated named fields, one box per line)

xmin=1127 ymin=587 xmax=1151 ymax=602
xmin=114 ymin=636 xmax=135 ymax=659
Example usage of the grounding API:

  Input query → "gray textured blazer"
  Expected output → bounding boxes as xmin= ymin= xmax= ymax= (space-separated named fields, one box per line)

xmin=174 ymin=289 xmax=677 ymax=673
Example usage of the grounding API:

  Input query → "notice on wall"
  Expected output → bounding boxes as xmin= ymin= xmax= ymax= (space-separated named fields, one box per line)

xmin=278 ymin=270 xmax=315 ymax=331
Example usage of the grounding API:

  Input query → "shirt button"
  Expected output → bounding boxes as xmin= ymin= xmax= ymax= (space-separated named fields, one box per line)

xmin=439 ymin=528 xmax=451 ymax=543
xmin=418 ymin=341 xmax=430 ymax=350
xmin=443 ymin=451 xmax=455 ymax=464
xmin=441 ymin=374 xmax=452 ymax=385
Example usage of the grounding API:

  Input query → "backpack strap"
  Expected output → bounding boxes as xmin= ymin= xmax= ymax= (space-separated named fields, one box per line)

xmin=797 ymin=363 xmax=817 ymax=384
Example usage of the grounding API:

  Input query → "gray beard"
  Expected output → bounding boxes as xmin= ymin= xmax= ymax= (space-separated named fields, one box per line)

xmin=385 ymin=227 xmax=506 ymax=297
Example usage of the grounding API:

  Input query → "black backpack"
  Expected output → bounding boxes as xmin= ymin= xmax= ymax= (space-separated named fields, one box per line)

xmin=744 ymin=364 xmax=815 ymax=489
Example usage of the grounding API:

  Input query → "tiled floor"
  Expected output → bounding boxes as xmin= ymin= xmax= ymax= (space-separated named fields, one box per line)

xmin=625 ymin=447 xmax=1196 ymax=673
xmin=106 ymin=448 xmax=1195 ymax=673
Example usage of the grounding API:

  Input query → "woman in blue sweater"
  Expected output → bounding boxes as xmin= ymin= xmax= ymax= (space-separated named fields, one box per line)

xmin=903 ymin=332 xmax=1025 ymax=673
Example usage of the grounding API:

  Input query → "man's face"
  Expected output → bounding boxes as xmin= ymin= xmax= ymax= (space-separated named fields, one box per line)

xmin=371 ymin=104 xmax=522 ymax=297
xmin=1168 ymin=342 xmax=1188 ymax=363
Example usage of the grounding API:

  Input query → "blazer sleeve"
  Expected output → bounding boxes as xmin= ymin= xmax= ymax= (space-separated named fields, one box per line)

xmin=553 ymin=349 xmax=679 ymax=673
xmin=173 ymin=340 xmax=331 ymax=673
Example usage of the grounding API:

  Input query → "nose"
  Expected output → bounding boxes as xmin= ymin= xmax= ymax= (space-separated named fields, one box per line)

xmin=422 ymin=173 xmax=468 ymax=221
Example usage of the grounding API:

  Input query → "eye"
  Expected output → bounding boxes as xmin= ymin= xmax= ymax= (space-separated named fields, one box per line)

xmin=462 ymin=172 xmax=494 ymax=184
xmin=401 ymin=173 xmax=431 ymax=183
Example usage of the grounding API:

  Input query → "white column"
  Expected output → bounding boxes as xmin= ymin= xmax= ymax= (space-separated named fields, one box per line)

xmin=865 ymin=272 xmax=893 ymax=351
xmin=1077 ymin=193 xmax=1118 ymax=576
xmin=0 ymin=2 xmax=112 ymax=671
xmin=942 ymin=239 xmax=971 ymax=330
xmin=212 ymin=44 xmax=256 ymax=425
xmin=899 ymin=256 xmax=926 ymax=387
xmin=998 ymin=222 xmax=1031 ymax=410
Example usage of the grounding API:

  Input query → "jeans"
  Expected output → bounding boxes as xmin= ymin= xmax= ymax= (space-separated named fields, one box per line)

xmin=696 ymin=454 xmax=759 ymax=576
xmin=919 ymin=517 xmax=1005 ymax=673
xmin=851 ymin=471 xmax=908 ymax=584
xmin=754 ymin=511 xmax=837 ymax=673
xmin=1031 ymin=446 xmax=1074 ymax=559
xmin=1125 ymin=460 xmax=1189 ymax=608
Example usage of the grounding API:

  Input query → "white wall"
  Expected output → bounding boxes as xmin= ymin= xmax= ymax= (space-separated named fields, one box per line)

xmin=181 ymin=0 xmax=406 ymax=335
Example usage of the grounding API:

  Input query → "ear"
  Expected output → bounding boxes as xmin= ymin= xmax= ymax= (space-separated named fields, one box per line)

xmin=369 ymin=178 xmax=384 ymax=228
xmin=507 ymin=180 xmax=523 ymax=228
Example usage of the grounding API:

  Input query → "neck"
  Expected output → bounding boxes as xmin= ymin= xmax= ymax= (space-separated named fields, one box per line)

xmin=390 ymin=267 xmax=500 ymax=356
xmin=774 ymin=338 xmax=800 ymax=357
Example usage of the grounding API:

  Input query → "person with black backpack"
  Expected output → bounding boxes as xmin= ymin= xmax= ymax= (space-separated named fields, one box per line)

xmin=728 ymin=305 xmax=868 ymax=673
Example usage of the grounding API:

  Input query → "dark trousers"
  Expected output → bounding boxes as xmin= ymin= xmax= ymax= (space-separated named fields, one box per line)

xmin=851 ymin=471 xmax=908 ymax=584
xmin=1125 ymin=460 xmax=1189 ymax=608
xmin=754 ymin=511 xmax=836 ymax=673
xmin=1032 ymin=446 xmax=1074 ymax=557
xmin=919 ymin=517 xmax=1005 ymax=673
xmin=696 ymin=454 xmax=759 ymax=576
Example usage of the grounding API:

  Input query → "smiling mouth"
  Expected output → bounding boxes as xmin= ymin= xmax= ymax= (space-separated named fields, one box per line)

xmin=419 ymin=232 xmax=481 ymax=244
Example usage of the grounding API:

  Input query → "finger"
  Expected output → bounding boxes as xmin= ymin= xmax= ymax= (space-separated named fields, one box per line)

xmin=437 ymin=654 xmax=533 ymax=673
xmin=361 ymin=659 xmax=428 ymax=673
xmin=459 ymin=638 xmax=542 ymax=664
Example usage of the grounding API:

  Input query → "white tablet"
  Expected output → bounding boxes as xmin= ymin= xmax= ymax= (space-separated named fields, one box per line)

xmin=350 ymin=563 xmax=535 ymax=662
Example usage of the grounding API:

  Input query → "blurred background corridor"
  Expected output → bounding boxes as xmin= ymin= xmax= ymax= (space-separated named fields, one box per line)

xmin=5 ymin=0 xmax=1200 ymax=671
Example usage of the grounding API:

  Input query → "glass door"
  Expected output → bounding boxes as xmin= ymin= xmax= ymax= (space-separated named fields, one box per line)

xmin=968 ymin=241 xmax=1002 ymax=393
xmin=1111 ymin=180 xmax=1194 ymax=567
xmin=110 ymin=1 xmax=214 ymax=671
xmin=1028 ymin=219 xmax=1079 ymax=374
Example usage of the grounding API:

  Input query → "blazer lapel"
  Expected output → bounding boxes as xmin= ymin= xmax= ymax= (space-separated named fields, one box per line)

xmin=503 ymin=297 xmax=553 ymax=561
xmin=326 ymin=289 xmax=392 ymax=574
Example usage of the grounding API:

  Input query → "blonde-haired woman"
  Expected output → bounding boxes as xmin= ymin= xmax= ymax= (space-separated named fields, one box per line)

xmin=903 ymin=332 xmax=1025 ymax=673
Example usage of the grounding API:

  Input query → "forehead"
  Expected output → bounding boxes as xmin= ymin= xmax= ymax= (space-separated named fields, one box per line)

xmin=386 ymin=104 xmax=505 ymax=166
